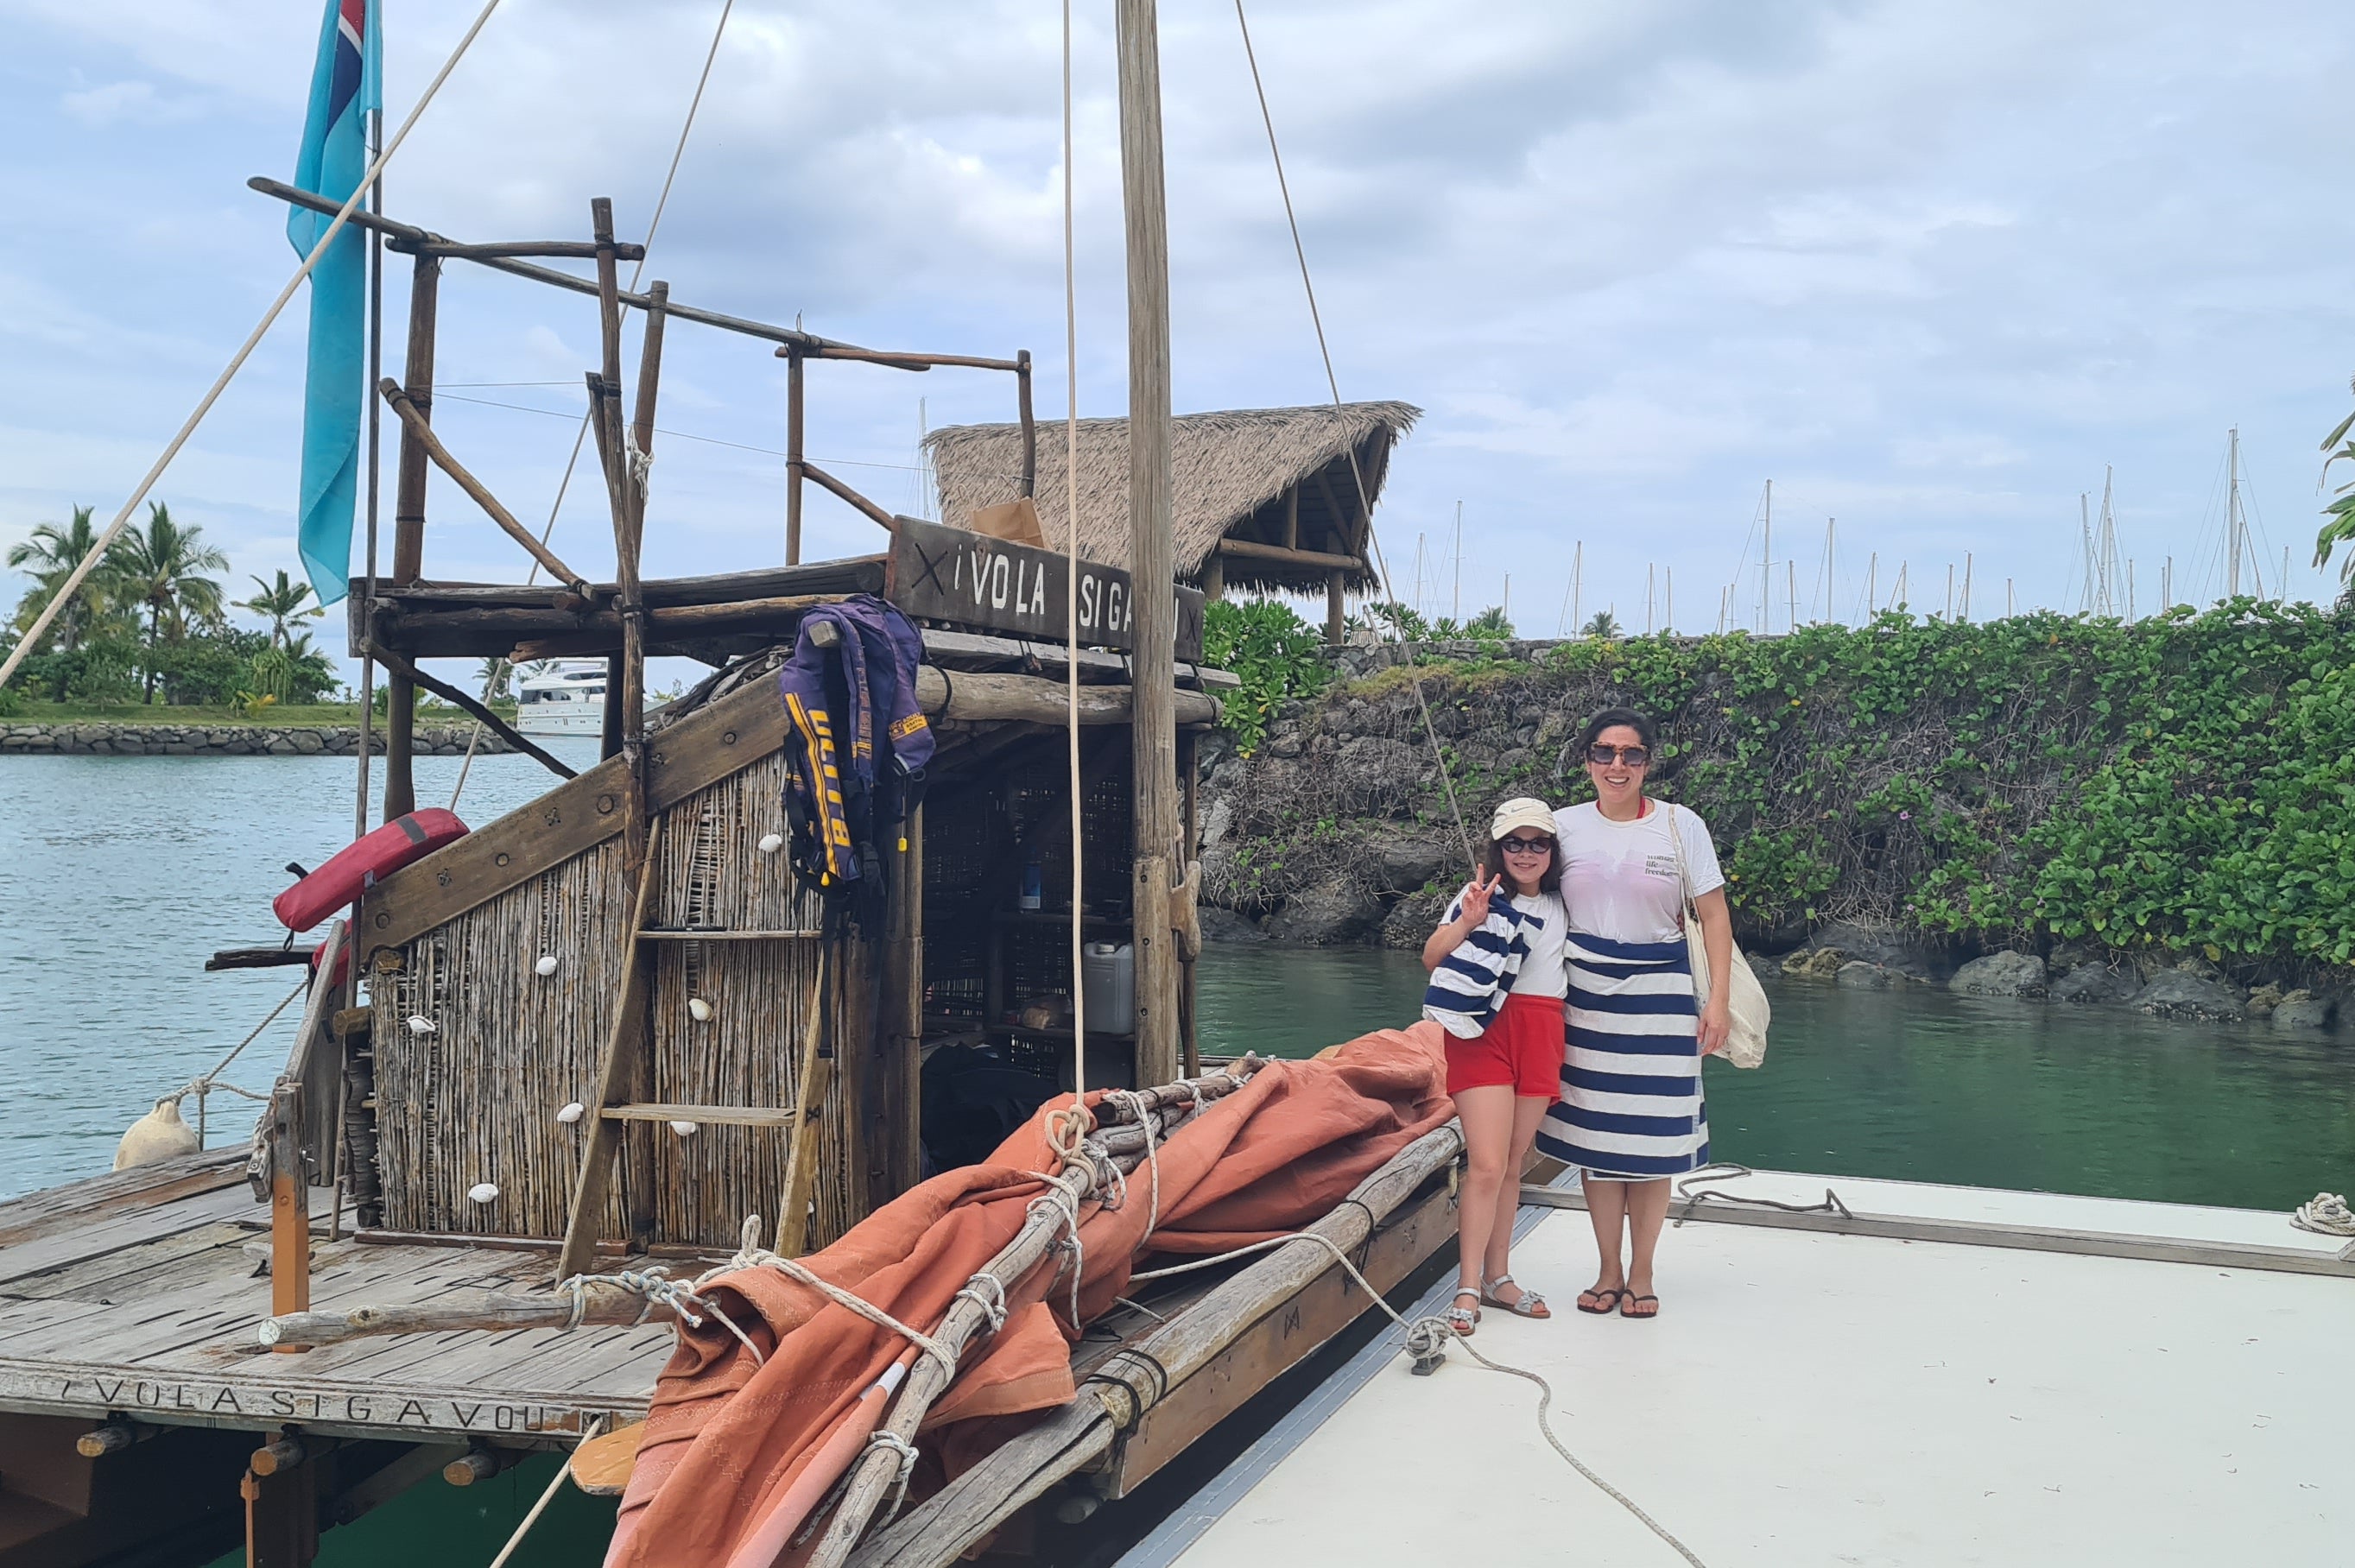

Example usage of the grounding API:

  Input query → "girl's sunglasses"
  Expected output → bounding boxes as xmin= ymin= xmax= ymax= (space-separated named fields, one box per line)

xmin=1586 ymin=744 xmax=1651 ymax=767
xmin=1498 ymin=835 xmax=1554 ymax=856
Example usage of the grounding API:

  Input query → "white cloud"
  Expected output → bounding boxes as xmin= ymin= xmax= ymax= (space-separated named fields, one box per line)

xmin=3 ymin=0 xmax=2354 ymax=649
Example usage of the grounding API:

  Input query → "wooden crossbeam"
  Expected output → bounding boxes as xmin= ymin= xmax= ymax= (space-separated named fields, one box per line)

xmin=599 ymin=1103 xmax=801 ymax=1129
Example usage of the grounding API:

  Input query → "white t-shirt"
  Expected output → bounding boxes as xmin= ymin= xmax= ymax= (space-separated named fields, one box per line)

xmin=1552 ymin=800 xmax=1724 ymax=945
xmin=1441 ymin=888 xmax=1568 ymax=997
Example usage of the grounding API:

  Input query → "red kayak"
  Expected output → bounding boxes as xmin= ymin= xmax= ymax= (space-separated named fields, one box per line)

xmin=274 ymin=810 xmax=469 ymax=932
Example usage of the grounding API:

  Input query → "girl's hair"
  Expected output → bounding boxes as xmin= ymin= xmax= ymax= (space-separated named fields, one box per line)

xmin=1480 ymin=820 xmax=1562 ymax=894
xmin=1578 ymin=705 xmax=1659 ymax=756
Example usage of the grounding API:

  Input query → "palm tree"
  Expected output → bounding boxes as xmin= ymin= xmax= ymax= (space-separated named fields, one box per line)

xmin=6 ymin=504 xmax=126 ymax=654
xmin=237 ymin=570 xmax=323 ymax=649
xmin=1465 ymin=605 xmax=1516 ymax=640
xmin=111 ymin=503 xmax=229 ymax=701
xmin=1581 ymin=610 xmax=1623 ymax=640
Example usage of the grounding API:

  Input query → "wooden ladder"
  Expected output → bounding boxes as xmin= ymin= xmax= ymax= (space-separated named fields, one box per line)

xmin=554 ymin=818 xmax=835 ymax=1279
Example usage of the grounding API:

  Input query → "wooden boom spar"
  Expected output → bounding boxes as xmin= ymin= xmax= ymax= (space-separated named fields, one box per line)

xmin=257 ymin=1063 xmax=1259 ymax=1351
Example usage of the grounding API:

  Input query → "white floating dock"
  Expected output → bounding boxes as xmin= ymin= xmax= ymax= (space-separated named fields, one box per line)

xmin=1130 ymin=1172 xmax=2353 ymax=1568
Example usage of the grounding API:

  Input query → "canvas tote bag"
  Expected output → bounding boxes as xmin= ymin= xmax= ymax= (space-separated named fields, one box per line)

xmin=1667 ymin=803 xmax=1769 ymax=1068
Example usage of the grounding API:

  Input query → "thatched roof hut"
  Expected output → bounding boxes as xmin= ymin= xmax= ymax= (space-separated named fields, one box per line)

xmin=924 ymin=401 xmax=1419 ymax=611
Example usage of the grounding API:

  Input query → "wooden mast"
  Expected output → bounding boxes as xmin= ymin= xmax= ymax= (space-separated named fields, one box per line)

xmin=1117 ymin=0 xmax=1181 ymax=1087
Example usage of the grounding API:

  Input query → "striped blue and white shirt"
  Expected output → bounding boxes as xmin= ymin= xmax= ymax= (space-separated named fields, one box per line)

xmin=1421 ymin=890 xmax=1564 ymax=1038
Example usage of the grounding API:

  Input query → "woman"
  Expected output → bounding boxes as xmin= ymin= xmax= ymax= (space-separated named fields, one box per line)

xmin=1537 ymin=708 xmax=1731 ymax=1320
xmin=1420 ymin=798 xmax=1568 ymax=1334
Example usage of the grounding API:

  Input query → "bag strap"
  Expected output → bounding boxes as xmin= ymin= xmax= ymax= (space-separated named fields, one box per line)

xmin=1662 ymin=800 xmax=1698 ymax=920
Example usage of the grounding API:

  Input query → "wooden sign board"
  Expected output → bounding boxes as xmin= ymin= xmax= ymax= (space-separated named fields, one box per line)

xmin=888 ymin=516 xmax=1204 ymax=662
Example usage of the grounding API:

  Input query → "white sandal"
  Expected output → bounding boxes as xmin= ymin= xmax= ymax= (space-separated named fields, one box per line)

xmin=1480 ymin=1273 xmax=1551 ymax=1319
xmin=1446 ymin=1286 xmax=1481 ymax=1336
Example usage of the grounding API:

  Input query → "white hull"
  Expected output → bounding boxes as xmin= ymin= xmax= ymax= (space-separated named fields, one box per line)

xmin=514 ymin=704 xmax=609 ymax=737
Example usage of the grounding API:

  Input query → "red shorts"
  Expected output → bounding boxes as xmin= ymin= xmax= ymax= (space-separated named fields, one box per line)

xmin=1444 ymin=992 xmax=1565 ymax=1100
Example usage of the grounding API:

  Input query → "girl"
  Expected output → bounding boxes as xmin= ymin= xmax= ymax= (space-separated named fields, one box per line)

xmin=1538 ymin=707 xmax=1732 ymax=1320
xmin=1421 ymin=797 xmax=1568 ymax=1334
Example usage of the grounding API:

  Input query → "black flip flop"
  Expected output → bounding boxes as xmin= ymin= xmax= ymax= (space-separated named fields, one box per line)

xmin=1576 ymin=1287 xmax=1624 ymax=1316
xmin=1619 ymin=1293 xmax=1660 ymax=1320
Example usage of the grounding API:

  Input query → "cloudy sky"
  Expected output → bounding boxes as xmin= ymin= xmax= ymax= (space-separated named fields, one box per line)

xmin=3 ymin=0 xmax=2352 ymax=665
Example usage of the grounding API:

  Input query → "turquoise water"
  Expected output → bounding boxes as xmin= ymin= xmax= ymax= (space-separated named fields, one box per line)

xmin=1193 ymin=941 xmax=2355 ymax=1213
xmin=3 ymin=753 xmax=2351 ymax=1564
xmin=0 ymin=745 xmax=603 ymax=1199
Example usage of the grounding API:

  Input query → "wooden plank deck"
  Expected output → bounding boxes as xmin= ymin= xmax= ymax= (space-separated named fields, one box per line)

xmin=0 ymin=1160 xmax=674 ymax=1446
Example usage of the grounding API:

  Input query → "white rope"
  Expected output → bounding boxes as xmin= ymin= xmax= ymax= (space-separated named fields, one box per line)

xmin=447 ymin=0 xmax=737 ymax=811
xmin=864 ymin=1429 xmax=922 ymax=1527
xmin=0 ymin=0 xmax=509 ymax=694
xmin=1226 ymin=0 xmax=1477 ymax=873
xmin=1026 ymin=1169 xmax=1089 ymax=1332
xmin=1126 ymin=1223 xmax=1706 ymax=1567
xmin=1105 ymin=1089 xmax=1162 ymax=1236
xmin=174 ymin=977 xmax=309 ymax=1142
xmin=1059 ymin=0 xmax=1088 ymax=1103
xmin=710 ymin=1220 xmax=959 ymax=1379
xmin=2291 ymin=1192 xmax=2355 ymax=1237
xmin=486 ymin=1413 xmax=604 ymax=1568
xmin=950 ymin=1271 xmax=1009 ymax=1335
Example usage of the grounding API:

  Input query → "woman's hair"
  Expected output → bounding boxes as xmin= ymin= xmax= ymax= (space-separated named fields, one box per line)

xmin=1578 ymin=705 xmax=1659 ymax=756
xmin=1480 ymin=819 xmax=1562 ymax=894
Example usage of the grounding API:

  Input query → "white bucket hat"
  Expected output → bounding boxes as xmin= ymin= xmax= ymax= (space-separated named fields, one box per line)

xmin=1489 ymin=797 xmax=1556 ymax=841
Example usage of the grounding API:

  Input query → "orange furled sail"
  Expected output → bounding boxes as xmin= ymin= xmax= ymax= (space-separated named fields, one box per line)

xmin=607 ymin=1023 xmax=1452 ymax=1568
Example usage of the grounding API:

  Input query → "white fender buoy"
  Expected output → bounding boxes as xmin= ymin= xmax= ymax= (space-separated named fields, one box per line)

xmin=556 ymin=1102 xmax=586 ymax=1125
xmin=406 ymin=1015 xmax=436 ymax=1036
xmin=468 ymin=1181 xmax=499 ymax=1204
xmin=757 ymin=832 xmax=784 ymax=855
xmin=535 ymin=955 xmax=560 ymax=977
xmin=113 ymin=1095 xmax=201 ymax=1172
xmin=687 ymin=997 xmax=714 ymax=1023
xmin=669 ymin=1120 xmax=700 ymax=1137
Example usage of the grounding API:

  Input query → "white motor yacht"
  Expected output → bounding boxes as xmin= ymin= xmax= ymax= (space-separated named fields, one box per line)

xmin=513 ymin=661 xmax=612 ymax=737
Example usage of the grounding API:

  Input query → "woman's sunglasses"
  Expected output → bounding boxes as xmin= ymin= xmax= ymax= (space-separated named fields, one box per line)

xmin=1498 ymin=835 xmax=1554 ymax=856
xmin=1586 ymin=744 xmax=1651 ymax=767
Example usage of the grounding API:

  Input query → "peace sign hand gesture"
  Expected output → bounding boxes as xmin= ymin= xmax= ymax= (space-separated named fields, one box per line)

xmin=1456 ymin=874 xmax=1504 ymax=930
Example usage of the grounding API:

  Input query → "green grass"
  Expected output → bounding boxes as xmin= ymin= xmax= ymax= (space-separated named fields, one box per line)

xmin=2 ymin=700 xmax=502 ymax=726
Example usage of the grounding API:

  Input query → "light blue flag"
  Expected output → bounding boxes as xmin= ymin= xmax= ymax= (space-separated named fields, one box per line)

xmin=287 ymin=0 xmax=383 ymax=608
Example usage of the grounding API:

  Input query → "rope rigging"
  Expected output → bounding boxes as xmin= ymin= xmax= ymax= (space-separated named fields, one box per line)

xmin=1230 ymin=0 xmax=1478 ymax=876
xmin=446 ymin=0 xmax=740 ymax=812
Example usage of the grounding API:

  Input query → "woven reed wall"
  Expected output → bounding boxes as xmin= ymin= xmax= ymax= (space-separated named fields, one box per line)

xmin=372 ymin=835 xmax=630 ymax=1237
xmin=372 ymin=748 xmax=865 ymax=1251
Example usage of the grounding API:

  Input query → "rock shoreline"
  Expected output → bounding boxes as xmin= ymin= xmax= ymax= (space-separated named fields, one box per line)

xmin=1195 ymin=672 xmax=2348 ymax=1040
xmin=1763 ymin=935 xmax=2340 ymax=1034
xmin=0 ymin=723 xmax=512 ymax=757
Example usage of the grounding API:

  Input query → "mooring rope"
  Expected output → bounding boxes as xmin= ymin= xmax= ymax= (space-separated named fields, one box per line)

xmin=157 ymin=977 xmax=310 ymax=1144
xmin=1671 ymin=1162 xmax=1853 ymax=1226
xmin=1125 ymin=1222 xmax=1706 ymax=1567
xmin=485 ymin=1413 xmax=604 ymax=1568
xmin=0 ymin=0 xmax=510 ymax=695
xmin=2291 ymin=1192 xmax=2355 ymax=1238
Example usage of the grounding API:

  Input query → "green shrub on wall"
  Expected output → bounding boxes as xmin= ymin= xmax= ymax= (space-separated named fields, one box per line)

xmin=1202 ymin=597 xmax=1330 ymax=755
xmin=1225 ymin=600 xmax=2355 ymax=970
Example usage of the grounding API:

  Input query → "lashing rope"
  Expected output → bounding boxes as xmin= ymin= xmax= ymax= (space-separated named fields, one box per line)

xmin=864 ymin=1430 xmax=921 ymax=1527
xmin=708 ymin=1216 xmax=959 ymax=1378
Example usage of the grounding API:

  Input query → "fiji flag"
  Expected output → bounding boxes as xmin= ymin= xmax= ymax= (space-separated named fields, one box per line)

xmin=287 ymin=0 xmax=382 ymax=607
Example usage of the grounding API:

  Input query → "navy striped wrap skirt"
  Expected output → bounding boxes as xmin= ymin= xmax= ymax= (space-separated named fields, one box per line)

xmin=1535 ymin=932 xmax=1711 ymax=1180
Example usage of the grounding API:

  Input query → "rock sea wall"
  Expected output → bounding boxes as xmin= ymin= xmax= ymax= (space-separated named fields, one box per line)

xmin=0 ymin=724 xmax=512 ymax=757
xmin=1196 ymin=627 xmax=2353 ymax=1034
